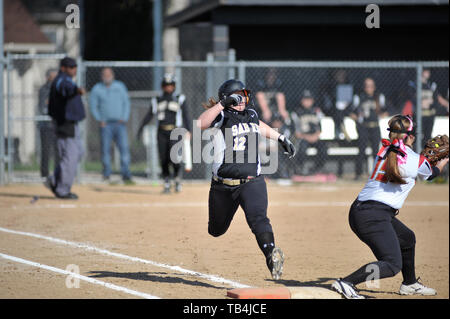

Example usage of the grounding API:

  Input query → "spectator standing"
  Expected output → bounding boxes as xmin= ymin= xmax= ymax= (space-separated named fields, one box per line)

xmin=89 ymin=68 xmax=134 ymax=184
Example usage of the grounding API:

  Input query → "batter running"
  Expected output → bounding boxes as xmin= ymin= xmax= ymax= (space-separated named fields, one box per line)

xmin=331 ymin=115 xmax=449 ymax=299
xmin=196 ymin=79 xmax=296 ymax=280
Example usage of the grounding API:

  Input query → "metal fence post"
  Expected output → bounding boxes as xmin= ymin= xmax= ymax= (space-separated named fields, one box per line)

xmin=175 ymin=55 xmax=182 ymax=96
xmin=204 ymin=53 xmax=215 ymax=180
xmin=228 ymin=49 xmax=236 ymax=79
xmin=415 ymin=63 xmax=423 ymax=153
xmin=238 ymin=61 xmax=246 ymax=84
xmin=0 ymin=0 xmax=4 ymax=185
xmin=0 ymin=56 xmax=4 ymax=185
xmin=6 ymin=53 xmax=12 ymax=183
xmin=76 ymin=56 xmax=86 ymax=183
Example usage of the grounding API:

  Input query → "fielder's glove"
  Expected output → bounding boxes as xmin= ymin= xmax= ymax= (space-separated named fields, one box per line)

xmin=220 ymin=94 xmax=244 ymax=109
xmin=421 ymin=134 xmax=449 ymax=166
xmin=278 ymin=134 xmax=296 ymax=158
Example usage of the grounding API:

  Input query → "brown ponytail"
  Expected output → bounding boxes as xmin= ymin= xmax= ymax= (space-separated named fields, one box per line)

xmin=384 ymin=115 xmax=412 ymax=184
xmin=202 ymin=97 xmax=218 ymax=109
xmin=385 ymin=150 xmax=406 ymax=184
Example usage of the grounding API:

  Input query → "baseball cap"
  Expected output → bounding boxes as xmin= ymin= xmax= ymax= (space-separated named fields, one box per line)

xmin=301 ymin=89 xmax=314 ymax=99
xmin=161 ymin=73 xmax=176 ymax=86
xmin=60 ymin=57 xmax=77 ymax=68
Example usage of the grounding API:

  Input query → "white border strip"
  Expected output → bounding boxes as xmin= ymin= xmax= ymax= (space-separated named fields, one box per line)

xmin=0 ymin=252 xmax=160 ymax=299
xmin=0 ymin=227 xmax=251 ymax=289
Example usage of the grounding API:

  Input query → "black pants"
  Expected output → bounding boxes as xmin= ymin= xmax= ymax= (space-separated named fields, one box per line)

xmin=157 ymin=128 xmax=181 ymax=179
xmin=355 ymin=125 xmax=380 ymax=177
xmin=39 ymin=125 xmax=59 ymax=177
xmin=208 ymin=175 xmax=273 ymax=237
xmin=343 ymin=200 xmax=417 ymax=286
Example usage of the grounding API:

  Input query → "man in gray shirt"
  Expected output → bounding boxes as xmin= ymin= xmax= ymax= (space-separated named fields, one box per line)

xmin=89 ymin=68 xmax=133 ymax=184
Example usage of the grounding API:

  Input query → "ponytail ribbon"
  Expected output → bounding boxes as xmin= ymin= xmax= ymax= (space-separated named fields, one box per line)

xmin=377 ymin=138 xmax=408 ymax=165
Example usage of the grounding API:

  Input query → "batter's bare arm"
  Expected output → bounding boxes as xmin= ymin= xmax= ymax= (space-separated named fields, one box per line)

xmin=196 ymin=103 xmax=224 ymax=130
xmin=197 ymin=95 xmax=244 ymax=130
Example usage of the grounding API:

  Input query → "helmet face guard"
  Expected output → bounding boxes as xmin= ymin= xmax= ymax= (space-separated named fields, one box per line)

xmin=218 ymin=79 xmax=251 ymax=105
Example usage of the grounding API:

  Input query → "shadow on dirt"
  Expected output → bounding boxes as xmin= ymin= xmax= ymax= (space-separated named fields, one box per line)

xmin=87 ymin=270 xmax=224 ymax=290
xmin=267 ymin=277 xmax=334 ymax=288
xmin=0 ymin=192 xmax=56 ymax=200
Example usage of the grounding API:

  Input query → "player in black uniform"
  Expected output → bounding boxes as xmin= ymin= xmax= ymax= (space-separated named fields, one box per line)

xmin=137 ymin=74 xmax=192 ymax=193
xmin=196 ymin=79 xmax=296 ymax=280
xmin=350 ymin=78 xmax=388 ymax=180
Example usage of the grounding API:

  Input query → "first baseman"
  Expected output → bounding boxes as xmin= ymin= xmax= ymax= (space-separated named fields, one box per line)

xmin=331 ymin=115 xmax=449 ymax=299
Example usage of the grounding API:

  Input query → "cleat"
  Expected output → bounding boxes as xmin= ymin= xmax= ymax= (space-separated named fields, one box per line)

xmin=399 ymin=278 xmax=437 ymax=296
xmin=162 ymin=178 xmax=171 ymax=194
xmin=267 ymin=247 xmax=284 ymax=280
xmin=331 ymin=279 xmax=365 ymax=299
xmin=175 ymin=180 xmax=182 ymax=193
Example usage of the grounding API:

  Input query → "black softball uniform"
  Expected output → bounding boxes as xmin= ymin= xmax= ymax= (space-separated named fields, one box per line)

xmin=207 ymin=107 xmax=273 ymax=238
xmin=138 ymin=92 xmax=192 ymax=179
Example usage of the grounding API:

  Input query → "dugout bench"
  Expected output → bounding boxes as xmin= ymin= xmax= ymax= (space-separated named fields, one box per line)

xmin=304 ymin=116 xmax=449 ymax=176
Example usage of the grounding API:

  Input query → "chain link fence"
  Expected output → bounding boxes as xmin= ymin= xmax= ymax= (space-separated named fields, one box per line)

xmin=1 ymin=54 xmax=448 ymax=184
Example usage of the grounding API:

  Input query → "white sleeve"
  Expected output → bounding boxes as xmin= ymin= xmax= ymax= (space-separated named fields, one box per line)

xmin=417 ymin=156 xmax=433 ymax=181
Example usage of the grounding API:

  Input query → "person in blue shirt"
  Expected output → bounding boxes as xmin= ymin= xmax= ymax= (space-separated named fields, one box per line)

xmin=89 ymin=68 xmax=133 ymax=184
xmin=45 ymin=57 xmax=86 ymax=200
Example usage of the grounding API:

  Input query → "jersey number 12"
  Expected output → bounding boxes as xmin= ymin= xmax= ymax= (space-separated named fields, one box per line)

xmin=233 ymin=136 xmax=246 ymax=151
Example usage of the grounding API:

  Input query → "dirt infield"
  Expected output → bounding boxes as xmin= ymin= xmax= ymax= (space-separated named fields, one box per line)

xmin=0 ymin=180 xmax=448 ymax=299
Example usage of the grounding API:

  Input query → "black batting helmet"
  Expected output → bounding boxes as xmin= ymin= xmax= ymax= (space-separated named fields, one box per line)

xmin=218 ymin=79 xmax=250 ymax=100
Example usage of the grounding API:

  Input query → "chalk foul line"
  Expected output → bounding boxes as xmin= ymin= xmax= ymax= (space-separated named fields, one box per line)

xmin=0 ymin=226 xmax=251 ymax=290
xmin=0 ymin=252 xmax=160 ymax=299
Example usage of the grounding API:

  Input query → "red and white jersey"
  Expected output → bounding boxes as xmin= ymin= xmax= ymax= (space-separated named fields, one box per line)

xmin=358 ymin=146 xmax=433 ymax=209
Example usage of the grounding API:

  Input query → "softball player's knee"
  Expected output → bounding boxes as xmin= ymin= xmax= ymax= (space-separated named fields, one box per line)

xmin=208 ymin=224 xmax=227 ymax=237
xmin=381 ymin=258 xmax=402 ymax=276
xmin=248 ymin=217 xmax=272 ymax=235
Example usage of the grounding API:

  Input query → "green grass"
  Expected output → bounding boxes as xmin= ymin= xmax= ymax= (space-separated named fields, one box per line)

xmin=10 ymin=161 xmax=149 ymax=173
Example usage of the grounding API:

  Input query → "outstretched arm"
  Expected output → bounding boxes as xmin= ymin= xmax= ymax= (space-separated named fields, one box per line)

xmin=259 ymin=120 xmax=281 ymax=140
xmin=259 ymin=120 xmax=296 ymax=158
